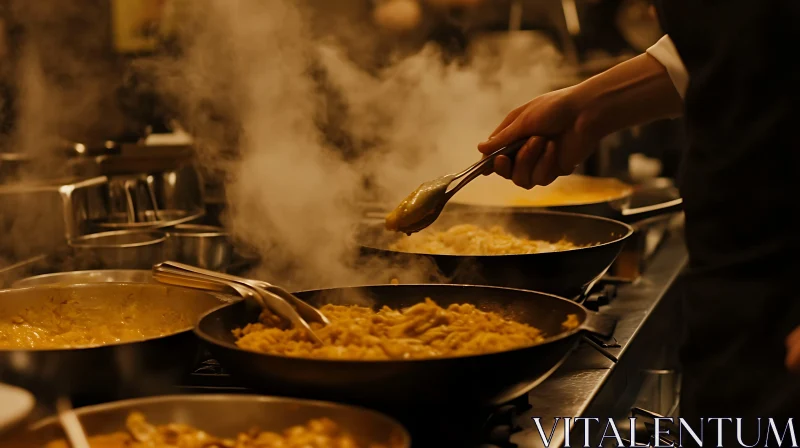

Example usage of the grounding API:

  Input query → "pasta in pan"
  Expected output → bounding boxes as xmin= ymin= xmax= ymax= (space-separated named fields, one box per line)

xmin=234 ymin=298 xmax=579 ymax=360
xmin=388 ymin=224 xmax=580 ymax=255
xmin=45 ymin=412 xmax=391 ymax=448
xmin=0 ymin=297 xmax=192 ymax=349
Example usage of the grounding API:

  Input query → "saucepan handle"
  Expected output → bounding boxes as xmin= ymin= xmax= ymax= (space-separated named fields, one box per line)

xmin=581 ymin=311 xmax=617 ymax=339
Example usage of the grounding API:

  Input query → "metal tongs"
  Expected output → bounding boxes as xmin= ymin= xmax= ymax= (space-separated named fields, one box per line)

xmin=152 ymin=261 xmax=329 ymax=344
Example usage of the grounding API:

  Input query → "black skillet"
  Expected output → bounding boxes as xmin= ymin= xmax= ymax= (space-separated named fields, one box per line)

xmin=195 ymin=284 xmax=615 ymax=412
xmin=357 ymin=209 xmax=634 ymax=299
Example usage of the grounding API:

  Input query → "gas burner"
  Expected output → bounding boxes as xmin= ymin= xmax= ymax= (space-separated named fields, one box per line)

xmin=583 ymin=282 xmax=618 ymax=311
xmin=578 ymin=280 xmax=619 ymax=311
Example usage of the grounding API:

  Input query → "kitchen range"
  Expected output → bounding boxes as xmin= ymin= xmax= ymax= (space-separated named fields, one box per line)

xmin=0 ymin=145 xmax=687 ymax=447
xmin=0 ymin=1 xmax=695 ymax=447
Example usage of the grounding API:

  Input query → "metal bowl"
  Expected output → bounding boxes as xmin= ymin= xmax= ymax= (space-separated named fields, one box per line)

xmin=68 ymin=230 xmax=168 ymax=269
xmin=17 ymin=395 xmax=410 ymax=448
xmin=12 ymin=270 xmax=153 ymax=288
xmin=165 ymin=224 xmax=232 ymax=271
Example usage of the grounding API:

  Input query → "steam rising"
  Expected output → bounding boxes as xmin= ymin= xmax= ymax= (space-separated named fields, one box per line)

xmin=1 ymin=0 xmax=571 ymax=289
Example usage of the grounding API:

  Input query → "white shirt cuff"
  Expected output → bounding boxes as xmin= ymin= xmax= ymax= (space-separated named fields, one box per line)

xmin=646 ymin=35 xmax=689 ymax=99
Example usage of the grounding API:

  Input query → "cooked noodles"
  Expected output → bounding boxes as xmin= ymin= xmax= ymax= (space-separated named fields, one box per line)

xmin=234 ymin=298 xmax=579 ymax=360
xmin=0 ymin=296 xmax=191 ymax=349
xmin=388 ymin=224 xmax=579 ymax=255
xmin=45 ymin=412 xmax=390 ymax=448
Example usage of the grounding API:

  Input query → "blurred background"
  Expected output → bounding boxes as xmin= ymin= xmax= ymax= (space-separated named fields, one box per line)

xmin=0 ymin=0 xmax=684 ymax=178
xmin=0 ymin=0 xmax=686 ymax=285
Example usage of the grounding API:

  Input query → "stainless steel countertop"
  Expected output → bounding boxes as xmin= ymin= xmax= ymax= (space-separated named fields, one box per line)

xmin=512 ymin=231 xmax=689 ymax=448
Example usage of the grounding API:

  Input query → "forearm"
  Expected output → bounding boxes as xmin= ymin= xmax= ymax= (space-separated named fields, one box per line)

xmin=570 ymin=53 xmax=684 ymax=139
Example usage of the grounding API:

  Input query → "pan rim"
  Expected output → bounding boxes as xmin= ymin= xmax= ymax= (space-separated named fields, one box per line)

xmin=359 ymin=209 xmax=635 ymax=257
xmin=0 ymin=282 xmax=225 ymax=353
xmin=450 ymin=189 xmax=633 ymax=208
xmin=195 ymin=283 xmax=589 ymax=364
xmin=11 ymin=269 xmax=153 ymax=288
xmin=27 ymin=393 xmax=411 ymax=446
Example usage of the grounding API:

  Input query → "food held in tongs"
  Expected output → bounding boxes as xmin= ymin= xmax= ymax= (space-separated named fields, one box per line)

xmin=385 ymin=139 xmax=526 ymax=234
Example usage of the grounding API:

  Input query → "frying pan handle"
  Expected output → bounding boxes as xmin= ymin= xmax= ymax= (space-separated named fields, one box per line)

xmin=581 ymin=311 xmax=617 ymax=339
xmin=620 ymin=197 xmax=683 ymax=222
xmin=619 ymin=181 xmax=683 ymax=224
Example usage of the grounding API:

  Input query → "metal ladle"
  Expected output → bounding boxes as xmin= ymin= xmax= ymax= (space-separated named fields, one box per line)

xmin=152 ymin=261 xmax=327 ymax=344
xmin=384 ymin=139 xmax=526 ymax=234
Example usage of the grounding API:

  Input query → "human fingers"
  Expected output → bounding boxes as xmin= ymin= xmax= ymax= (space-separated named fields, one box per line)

xmin=556 ymin=131 xmax=588 ymax=175
xmin=530 ymin=140 xmax=560 ymax=187
xmin=511 ymin=136 xmax=546 ymax=189
xmin=494 ymin=155 xmax=513 ymax=179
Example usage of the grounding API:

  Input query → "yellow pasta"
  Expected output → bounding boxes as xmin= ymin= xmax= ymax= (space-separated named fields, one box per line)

xmin=234 ymin=298 xmax=579 ymax=360
xmin=45 ymin=412 xmax=388 ymax=448
xmin=388 ymin=224 xmax=579 ymax=255
xmin=0 ymin=297 xmax=191 ymax=349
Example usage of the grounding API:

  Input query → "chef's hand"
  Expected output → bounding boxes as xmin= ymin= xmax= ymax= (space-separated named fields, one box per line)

xmin=477 ymin=87 xmax=594 ymax=189
xmin=478 ymin=53 xmax=683 ymax=190
xmin=787 ymin=327 xmax=800 ymax=374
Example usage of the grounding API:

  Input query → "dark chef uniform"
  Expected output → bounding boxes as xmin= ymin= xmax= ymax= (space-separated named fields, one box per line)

xmin=653 ymin=0 xmax=800 ymax=445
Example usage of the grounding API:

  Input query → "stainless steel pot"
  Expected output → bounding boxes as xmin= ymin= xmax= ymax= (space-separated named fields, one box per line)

xmin=90 ymin=164 xmax=206 ymax=231
xmin=166 ymin=224 xmax=232 ymax=271
xmin=0 ymin=176 xmax=110 ymax=261
xmin=11 ymin=270 xmax=153 ymax=288
xmin=68 ymin=230 xmax=168 ymax=269
xmin=15 ymin=395 xmax=410 ymax=448
xmin=0 ymin=283 xmax=231 ymax=402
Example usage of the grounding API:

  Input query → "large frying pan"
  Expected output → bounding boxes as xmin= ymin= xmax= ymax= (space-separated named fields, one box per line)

xmin=12 ymin=395 xmax=410 ymax=448
xmin=447 ymin=174 xmax=683 ymax=222
xmin=358 ymin=209 xmax=633 ymax=298
xmin=0 ymin=283 xmax=230 ymax=403
xmin=195 ymin=284 xmax=615 ymax=411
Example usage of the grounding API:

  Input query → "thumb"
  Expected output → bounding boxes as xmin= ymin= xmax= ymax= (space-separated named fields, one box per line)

xmin=478 ymin=120 xmax=522 ymax=155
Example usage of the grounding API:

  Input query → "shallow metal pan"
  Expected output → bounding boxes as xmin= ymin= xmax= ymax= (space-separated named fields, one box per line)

xmin=447 ymin=175 xmax=683 ymax=223
xmin=11 ymin=395 xmax=409 ymax=448
xmin=0 ymin=283 xmax=230 ymax=403
xmin=11 ymin=270 xmax=154 ymax=288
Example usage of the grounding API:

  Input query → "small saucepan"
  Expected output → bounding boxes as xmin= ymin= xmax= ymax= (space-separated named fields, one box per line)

xmin=68 ymin=230 xmax=169 ymax=270
xmin=165 ymin=224 xmax=233 ymax=272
